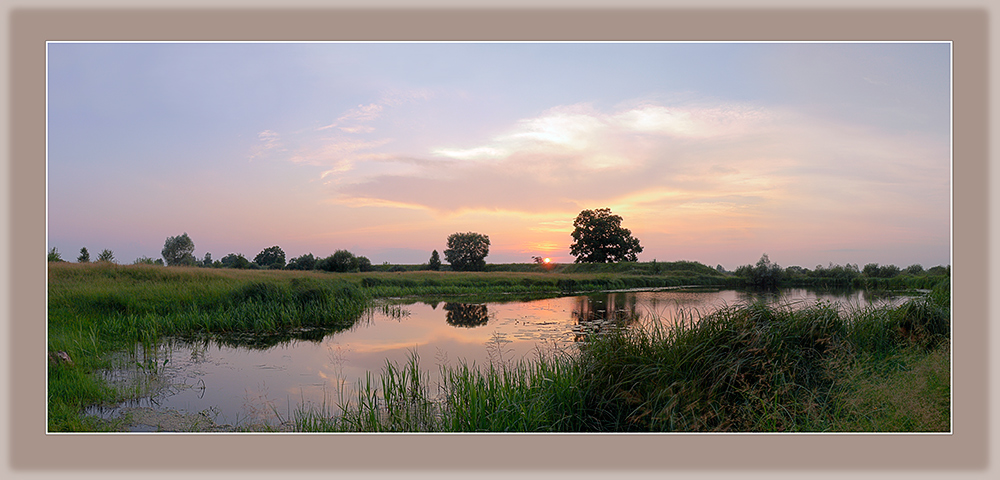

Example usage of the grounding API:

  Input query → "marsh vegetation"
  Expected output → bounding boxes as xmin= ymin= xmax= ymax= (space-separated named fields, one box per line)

xmin=47 ymin=261 xmax=950 ymax=432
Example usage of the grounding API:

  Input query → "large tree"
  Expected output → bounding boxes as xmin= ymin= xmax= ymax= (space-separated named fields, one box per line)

xmin=569 ymin=208 xmax=643 ymax=263
xmin=161 ymin=233 xmax=196 ymax=266
xmin=444 ymin=232 xmax=490 ymax=271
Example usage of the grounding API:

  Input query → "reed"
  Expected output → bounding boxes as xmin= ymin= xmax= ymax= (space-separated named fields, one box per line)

xmin=47 ymin=262 xmax=369 ymax=430
xmin=49 ymin=263 xmax=949 ymax=432
xmin=315 ymin=278 xmax=949 ymax=432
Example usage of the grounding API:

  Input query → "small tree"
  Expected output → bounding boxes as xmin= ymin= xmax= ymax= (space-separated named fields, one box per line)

xmin=879 ymin=264 xmax=901 ymax=278
xmin=162 ymin=233 xmax=196 ymax=266
xmin=862 ymin=263 xmax=880 ymax=277
xmin=77 ymin=247 xmax=90 ymax=263
xmin=905 ymin=264 xmax=925 ymax=275
xmin=927 ymin=265 xmax=949 ymax=276
xmin=735 ymin=253 xmax=783 ymax=288
xmin=220 ymin=253 xmax=250 ymax=269
xmin=97 ymin=249 xmax=115 ymax=263
xmin=427 ymin=250 xmax=442 ymax=271
xmin=201 ymin=252 xmax=213 ymax=268
xmin=444 ymin=232 xmax=490 ymax=271
xmin=286 ymin=253 xmax=317 ymax=270
xmin=356 ymin=255 xmax=374 ymax=272
xmin=133 ymin=256 xmax=157 ymax=265
xmin=254 ymin=246 xmax=286 ymax=269
xmin=317 ymin=250 xmax=359 ymax=272
xmin=569 ymin=208 xmax=643 ymax=263
xmin=47 ymin=247 xmax=64 ymax=262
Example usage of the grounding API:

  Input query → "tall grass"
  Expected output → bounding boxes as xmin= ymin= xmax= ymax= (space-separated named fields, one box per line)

xmin=355 ymin=270 xmax=737 ymax=297
xmin=49 ymin=263 xmax=949 ymax=432
xmin=47 ymin=263 xmax=369 ymax=430
xmin=300 ymin=277 xmax=949 ymax=432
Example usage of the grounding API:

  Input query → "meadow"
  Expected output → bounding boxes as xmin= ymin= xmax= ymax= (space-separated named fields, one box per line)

xmin=46 ymin=262 xmax=950 ymax=432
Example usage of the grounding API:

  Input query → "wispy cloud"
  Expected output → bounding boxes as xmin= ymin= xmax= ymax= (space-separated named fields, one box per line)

xmin=249 ymin=129 xmax=283 ymax=160
xmin=318 ymin=103 xmax=384 ymax=132
xmin=316 ymin=88 xmax=437 ymax=133
xmin=327 ymin=98 xmax=948 ymax=231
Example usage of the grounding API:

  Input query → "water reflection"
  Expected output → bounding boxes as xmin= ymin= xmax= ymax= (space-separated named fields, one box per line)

xmin=92 ymin=287 xmax=913 ymax=430
xmin=571 ymin=293 xmax=641 ymax=342
xmin=443 ymin=303 xmax=490 ymax=328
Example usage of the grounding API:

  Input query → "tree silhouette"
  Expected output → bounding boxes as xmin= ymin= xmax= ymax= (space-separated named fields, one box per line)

xmin=254 ymin=246 xmax=286 ymax=269
xmin=427 ymin=250 xmax=442 ymax=271
xmin=569 ymin=208 xmax=643 ymax=263
xmin=161 ymin=233 xmax=196 ymax=266
xmin=444 ymin=303 xmax=490 ymax=328
xmin=444 ymin=232 xmax=490 ymax=271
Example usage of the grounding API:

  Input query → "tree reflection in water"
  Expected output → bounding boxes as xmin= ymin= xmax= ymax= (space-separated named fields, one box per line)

xmin=571 ymin=292 xmax=640 ymax=342
xmin=443 ymin=303 xmax=490 ymax=328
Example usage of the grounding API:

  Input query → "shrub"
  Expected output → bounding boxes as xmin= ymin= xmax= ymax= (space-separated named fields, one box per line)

xmin=286 ymin=253 xmax=317 ymax=271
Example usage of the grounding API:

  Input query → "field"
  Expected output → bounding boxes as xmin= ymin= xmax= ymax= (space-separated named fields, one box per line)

xmin=47 ymin=262 xmax=950 ymax=432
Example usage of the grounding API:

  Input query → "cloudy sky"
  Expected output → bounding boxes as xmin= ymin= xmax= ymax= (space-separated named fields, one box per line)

xmin=46 ymin=42 xmax=951 ymax=269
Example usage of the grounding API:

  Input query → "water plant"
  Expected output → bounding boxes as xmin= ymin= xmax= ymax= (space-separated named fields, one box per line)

xmin=300 ymin=278 xmax=949 ymax=433
xmin=48 ymin=262 xmax=949 ymax=433
xmin=47 ymin=262 xmax=369 ymax=430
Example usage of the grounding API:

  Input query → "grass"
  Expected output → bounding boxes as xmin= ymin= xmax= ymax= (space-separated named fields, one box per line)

xmin=47 ymin=262 xmax=950 ymax=433
xmin=278 ymin=278 xmax=950 ymax=433
xmin=47 ymin=262 xmax=369 ymax=431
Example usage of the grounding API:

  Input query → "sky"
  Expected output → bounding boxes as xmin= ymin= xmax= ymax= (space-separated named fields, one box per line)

xmin=46 ymin=42 xmax=952 ymax=270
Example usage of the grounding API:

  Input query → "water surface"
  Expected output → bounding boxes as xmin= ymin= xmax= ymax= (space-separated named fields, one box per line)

xmin=89 ymin=287 xmax=910 ymax=429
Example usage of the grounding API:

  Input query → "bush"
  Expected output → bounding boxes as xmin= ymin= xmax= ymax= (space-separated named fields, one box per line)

xmin=735 ymin=254 xmax=783 ymax=288
xmin=219 ymin=253 xmax=251 ymax=269
xmin=286 ymin=253 xmax=317 ymax=271
xmin=317 ymin=250 xmax=355 ymax=272
xmin=254 ymin=246 xmax=286 ymax=269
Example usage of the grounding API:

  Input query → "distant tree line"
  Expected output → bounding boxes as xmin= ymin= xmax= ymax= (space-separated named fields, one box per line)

xmin=735 ymin=254 xmax=949 ymax=289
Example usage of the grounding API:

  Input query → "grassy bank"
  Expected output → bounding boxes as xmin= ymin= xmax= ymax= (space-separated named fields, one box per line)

xmin=47 ymin=263 xmax=368 ymax=430
xmin=293 ymin=278 xmax=950 ymax=432
xmin=47 ymin=262 xmax=949 ymax=432
xmin=47 ymin=261 xmax=729 ymax=430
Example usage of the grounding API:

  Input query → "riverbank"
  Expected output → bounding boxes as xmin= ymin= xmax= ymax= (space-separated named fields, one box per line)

xmin=288 ymin=277 xmax=950 ymax=433
xmin=47 ymin=262 xmax=950 ymax=432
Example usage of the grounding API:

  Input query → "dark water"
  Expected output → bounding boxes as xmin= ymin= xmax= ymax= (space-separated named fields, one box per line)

xmin=87 ymin=287 xmax=911 ymax=429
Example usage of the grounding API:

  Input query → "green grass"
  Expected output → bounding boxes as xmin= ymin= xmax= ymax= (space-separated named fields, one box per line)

xmin=48 ymin=262 xmax=950 ymax=433
xmin=47 ymin=262 xmax=369 ymax=430
xmin=283 ymin=278 xmax=950 ymax=433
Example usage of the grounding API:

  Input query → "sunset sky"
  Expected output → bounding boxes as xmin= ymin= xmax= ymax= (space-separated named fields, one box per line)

xmin=46 ymin=42 xmax=951 ymax=270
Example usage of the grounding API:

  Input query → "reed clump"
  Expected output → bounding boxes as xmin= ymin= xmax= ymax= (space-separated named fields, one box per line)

xmin=313 ymin=278 xmax=949 ymax=432
xmin=47 ymin=262 xmax=369 ymax=430
xmin=49 ymin=263 xmax=949 ymax=433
